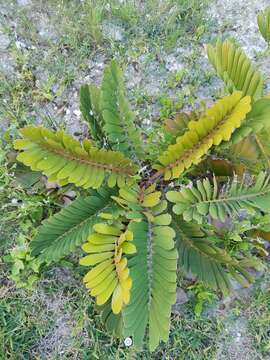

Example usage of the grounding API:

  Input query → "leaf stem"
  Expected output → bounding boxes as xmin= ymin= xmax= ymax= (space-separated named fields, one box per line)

xmin=255 ymin=134 xmax=270 ymax=169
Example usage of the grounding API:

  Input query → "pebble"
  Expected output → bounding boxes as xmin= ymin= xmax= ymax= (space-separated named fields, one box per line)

xmin=124 ymin=337 xmax=132 ymax=347
xmin=73 ymin=109 xmax=81 ymax=118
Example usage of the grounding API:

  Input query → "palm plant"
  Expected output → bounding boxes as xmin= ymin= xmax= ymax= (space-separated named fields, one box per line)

xmin=13 ymin=38 xmax=270 ymax=351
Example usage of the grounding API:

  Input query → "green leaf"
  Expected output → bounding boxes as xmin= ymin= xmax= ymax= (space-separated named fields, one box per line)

xmin=206 ymin=39 xmax=263 ymax=100
xmin=98 ymin=302 xmax=123 ymax=337
xmin=172 ymin=217 xmax=253 ymax=294
xmin=31 ymin=187 xmax=116 ymax=263
xmin=223 ymin=137 xmax=262 ymax=174
xmin=155 ymin=92 xmax=251 ymax=180
xmin=123 ymin=211 xmax=177 ymax=351
xmin=12 ymin=260 xmax=24 ymax=275
xmin=80 ymin=84 xmax=105 ymax=145
xmin=230 ymin=98 xmax=270 ymax=144
xmin=257 ymin=6 xmax=270 ymax=44
xmin=113 ymin=185 xmax=177 ymax=350
xmin=14 ymin=126 xmax=138 ymax=189
xmin=167 ymin=172 xmax=270 ymax=223
xmin=15 ymin=167 xmax=42 ymax=188
xmin=100 ymin=60 xmax=144 ymax=161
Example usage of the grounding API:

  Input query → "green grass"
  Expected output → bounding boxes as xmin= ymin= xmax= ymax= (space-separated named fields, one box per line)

xmin=0 ymin=282 xmax=222 ymax=359
xmin=244 ymin=274 xmax=270 ymax=356
xmin=0 ymin=292 xmax=52 ymax=359
xmin=0 ymin=0 xmax=269 ymax=358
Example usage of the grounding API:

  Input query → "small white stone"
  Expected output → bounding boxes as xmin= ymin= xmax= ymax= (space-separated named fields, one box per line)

xmin=11 ymin=198 xmax=18 ymax=204
xmin=124 ymin=337 xmax=132 ymax=347
xmin=74 ymin=109 xmax=81 ymax=117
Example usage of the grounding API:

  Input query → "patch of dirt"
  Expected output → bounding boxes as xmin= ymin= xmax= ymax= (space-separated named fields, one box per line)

xmin=208 ymin=0 xmax=269 ymax=55
xmin=0 ymin=24 xmax=15 ymax=79
xmin=35 ymin=295 xmax=75 ymax=359
xmin=30 ymin=269 xmax=80 ymax=359
xmin=217 ymin=317 xmax=263 ymax=360
xmin=215 ymin=276 xmax=270 ymax=360
xmin=208 ymin=0 xmax=270 ymax=90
